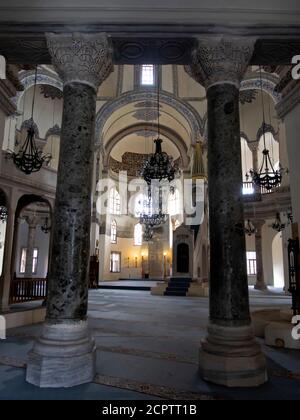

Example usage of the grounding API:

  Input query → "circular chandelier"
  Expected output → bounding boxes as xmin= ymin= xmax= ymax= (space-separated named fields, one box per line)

xmin=250 ymin=150 xmax=282 ymax=192
xmin=7 ymin=67 xmax=52 ymax=175
xmin=249 ymin=67 xmax=282 ymax=191
xmin=0 ymin=206 xmax=8 ymax=223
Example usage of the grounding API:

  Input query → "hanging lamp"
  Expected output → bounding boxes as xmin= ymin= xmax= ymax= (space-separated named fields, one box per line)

xmin=249 ymin=67 xmax=283 ymax=191
xmin=7 ymin=67 xmax=52 ymax=175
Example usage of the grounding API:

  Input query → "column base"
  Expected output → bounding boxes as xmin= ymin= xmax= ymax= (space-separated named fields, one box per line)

xmin=26 ymin=320 xmax=96 ymax=388
xmin=254 ymin=283 xmax=268 ymax=291
xmin=199 ymin=323 xmax=268 ymax=388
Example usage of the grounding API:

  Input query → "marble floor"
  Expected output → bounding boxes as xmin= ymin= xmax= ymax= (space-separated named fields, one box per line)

xmin=0 ymin=289 xmax=300 ymax=400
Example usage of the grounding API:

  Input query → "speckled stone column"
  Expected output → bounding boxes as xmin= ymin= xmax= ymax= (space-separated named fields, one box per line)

xmin=254 ymin=220 xmax=267 ymax=291
xmin=188 ymin=37 xmax=267 ymax=387
xmin=26 ymin=33 xmax=113 ymax=388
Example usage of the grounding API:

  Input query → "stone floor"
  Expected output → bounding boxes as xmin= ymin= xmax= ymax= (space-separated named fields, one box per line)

xmin=0 ymin=289 xmax=300 ymax=400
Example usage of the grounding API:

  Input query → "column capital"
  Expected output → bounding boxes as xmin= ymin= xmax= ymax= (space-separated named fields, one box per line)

xmin=46 ymin=32 xmax=114 ymax=92
xmin=186 ymin=36 xmax=256 ymax=90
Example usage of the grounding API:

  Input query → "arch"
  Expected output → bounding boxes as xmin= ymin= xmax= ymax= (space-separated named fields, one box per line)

xmin=45 ymin=124 xmax=61 ymax=140
xmin=177 ymin=243 xmax=190 ymax=273
xmin=15 ymin=194 xmax=52 ymax=220
xmin=13 ymin=69 xmax=63 ymax=107
xmin=20 ymin=118 xmax=40 ymax=138
xmin=95 ymin=90 xmax=205 ymax=146
xmin=104 ymin=123 xmax=189 ymax=169
xmin=256 ymin=122 xmax=278 ymax=143
xmin=240 ymin=74 xmax=281 ymax=105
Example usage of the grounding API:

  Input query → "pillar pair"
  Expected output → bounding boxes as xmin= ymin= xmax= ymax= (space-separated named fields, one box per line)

xmin=26 ymin=34 xmax=267 ymax=388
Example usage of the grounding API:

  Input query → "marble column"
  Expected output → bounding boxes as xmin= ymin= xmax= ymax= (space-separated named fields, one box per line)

xmin=254 ymin=220 xmax=267 ymax=291
xmin=0 ymin=192 xmax=17 ymax=312
xmin=187 ymin=37 xmax=267 ymax=387
xmin=26 ymin=33 xmax=113 ymax=388
xmin=24 ymin=216 xmax=38 ymax=277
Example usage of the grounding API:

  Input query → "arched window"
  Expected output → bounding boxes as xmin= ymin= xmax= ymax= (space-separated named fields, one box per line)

xmin=168 ymin=189 xmax=181 ymax=216
xmin=141 ymin=65 xmax=155 ymax=86
xmin=134 ymin=223 xmax=143 ymax=246
xmin=110 ymin=188 xmax=121 ymax=215
xmin=111 ymin=220 xmax=117 ymax=244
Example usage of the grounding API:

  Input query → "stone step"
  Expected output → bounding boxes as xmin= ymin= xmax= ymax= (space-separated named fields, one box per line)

xmin=164 ymin=291 xmax=187 ymax=296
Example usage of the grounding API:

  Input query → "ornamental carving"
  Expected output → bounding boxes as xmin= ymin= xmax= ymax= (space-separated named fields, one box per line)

xmin=46 ymin=33 xmax=114 ymax=91
xmin=186 ymin=37 xmax=256 ymax=89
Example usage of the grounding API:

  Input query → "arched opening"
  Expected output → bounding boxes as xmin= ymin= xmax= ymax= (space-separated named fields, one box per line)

xmin=10 ymin=195 xmax=52 ymax=304
xmin=272 ymin=232 xmax=284 ymax=289
xmin=177 ymin=243 xmax=190 ymax=274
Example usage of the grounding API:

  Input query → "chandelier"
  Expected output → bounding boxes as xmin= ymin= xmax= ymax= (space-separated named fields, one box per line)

xmin=143 ymin=225 xmax=154 ymax=242
xmin=140 ymin=212 xmax=168 ymax=228
xmin=140 ymin=73 xmax=179 ymax=186
xmin=7 ymin=67 xmax=52 ymax=175
xmin=140 ymin=138 xmax=179 ymax=186
xmin=245 ymin=220 xmax=256 ymax=236
xmin=271 ymin=213 xmax=285 ymax=232
xmin=0 ymin=206 xmax=8 ymax=223
xmin=41 ymin=217 xmax=51 ymax=234
xmin=249 ymin=67 xmax=282 ymax=191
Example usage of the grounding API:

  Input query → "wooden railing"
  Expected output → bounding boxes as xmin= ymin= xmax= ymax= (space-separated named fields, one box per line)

xmin=242 ymin=182 xmax=275 ymax=196
xmin=9 ymin=278 xmax=47 ymax=304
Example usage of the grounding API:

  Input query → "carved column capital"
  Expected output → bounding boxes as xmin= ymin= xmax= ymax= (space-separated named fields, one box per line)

xmin=46 ymin=33 xmax=114 ymax=92
xmin=186 ymin=37 xmax=256 ymax=89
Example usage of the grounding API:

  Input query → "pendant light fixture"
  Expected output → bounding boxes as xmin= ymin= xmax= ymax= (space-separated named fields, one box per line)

xmin=140 ymin=71 xmax=179 ymax=187
xmin=249 ymin=67 xmax=283 ymax=191
xmin=41 ymin=217 xmax=51 ymax=234
xmin=245 ymin=220 xmax=256 ymax=236
xmin=271 ymin=212 xmax=286 ymax=233
xmin=7 ymin=67 xmax=52 ymax=175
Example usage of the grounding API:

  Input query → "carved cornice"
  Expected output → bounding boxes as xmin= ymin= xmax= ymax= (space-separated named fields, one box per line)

xmin=186 ymin=37 xmax=256 ymax=89
xmin=46 ymin=33 xmax=114 ymax=91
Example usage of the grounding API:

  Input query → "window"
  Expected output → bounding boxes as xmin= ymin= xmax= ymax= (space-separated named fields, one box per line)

xmin=109 ymin=188 xmax=121 ymax=215
xmin=111 ymin=220 xmax=117 ymax=244
xmin=110 ymin=252 xmax=121 ymax=273
xmin=134 ymin=223 xmax=143 ymax=246
xmin=246 ymin=251 xmax=257 ymax=276
xmin=134 ymin=194 xmax=151 ymax=218
xmin=169 ymin=189 xmax=181 ymax=216
xmin=141 ymin=65 xmax=155 ymax=86
xmin=19 ymin=247 xmax=39 ymax=274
